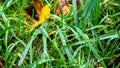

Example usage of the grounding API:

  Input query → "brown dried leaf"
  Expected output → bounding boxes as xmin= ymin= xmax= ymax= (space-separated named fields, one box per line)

xmin=55 ymin=0 xmax=70 ymax=14
xmin=63 ymin=5 xmax=70 ymax=14
xmin=33 ymin=0 xmax=42 ymax=16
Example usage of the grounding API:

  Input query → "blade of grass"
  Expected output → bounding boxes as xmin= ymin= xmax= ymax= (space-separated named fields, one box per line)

xmin=65 ymin=25 xmax=81 ymax=41
xmin=4 ymin=30 xmax=8 ymax=49
xmin=30 ymin=43 xmax=32 ymax=64
xmin=0 ymin=22 xmax=5 ymax=29
xmin=4 ymin=41 xmax=20 ymax=61
xmin=53 ymin=39 xmax=67 ymax=68
xmin=18 ymin=28 xmax=41 ymax=66
xmin=100 ymin=32 xmax=119 ymax=40
xmin=41 ymin=25 xmax=52 ymax=67
xmin=10 ymin=54 xmax=17 ymax=68
xmin=72 ymin=0 xmax=78 ymax=27
xmin=82 ymin=0 xmax=95 ymax=20
xmin=88 ymin=19 xmax=104 ymax=52
xmin=78 ymin=49 xmax=85 ymax=68
xmin=11 ymin=31 xmax=26 ymax=47
xmin=57 ymin=26 xmax=72 ymax=63
xmin=84 ymin=50 xmax=91 ymax=68
xmin=74 ymin=26 xmax=106 ymax=67
xmin=72 ymin=45 xmax=85 ymax=59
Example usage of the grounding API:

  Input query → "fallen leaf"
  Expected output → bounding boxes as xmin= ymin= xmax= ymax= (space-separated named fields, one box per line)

xmin=55 ymin=0 xmax=71 ymax=15
xmin=33 ymin=0 xmax=42 ymax=16
xmin=63 ymin=5 xmax=70 ymax=14
xmin=30 ymin=5 xmax=50 ymax=29
xmin=24 ymin=0 xmax=51 ymax=30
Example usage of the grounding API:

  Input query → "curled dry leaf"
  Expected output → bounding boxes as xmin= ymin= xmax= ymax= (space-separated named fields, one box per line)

xmin=55 ymin=0 xmax=70 ymax=15
xmin=63 ymin=5 xmax=70 ymax=14
xmin=33 ymin=0 xmax=42 ymax=16
xmin=30 ymin=5 xmax=50 ymax=29
xmin=24 ymin=0 xmax=81 ymax=30
xmin=55 ymin=0 xmax=81 ymax=15
xmin=24 ymin=0 xmax=51 ymax=30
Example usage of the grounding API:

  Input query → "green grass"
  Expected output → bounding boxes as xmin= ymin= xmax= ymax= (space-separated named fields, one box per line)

xmin=0 ymin=0 xmax=120 ymax=68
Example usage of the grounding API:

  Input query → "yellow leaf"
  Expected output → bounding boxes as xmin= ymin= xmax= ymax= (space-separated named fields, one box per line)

xmin=30 ymin=5 xmax=50 ymax=30
xmin=41 ymin=5 xmax=51 ymax=18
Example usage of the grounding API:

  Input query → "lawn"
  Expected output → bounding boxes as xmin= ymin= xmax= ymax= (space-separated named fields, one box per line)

xmin=0 ymin=0 xmax=120 ymax=68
